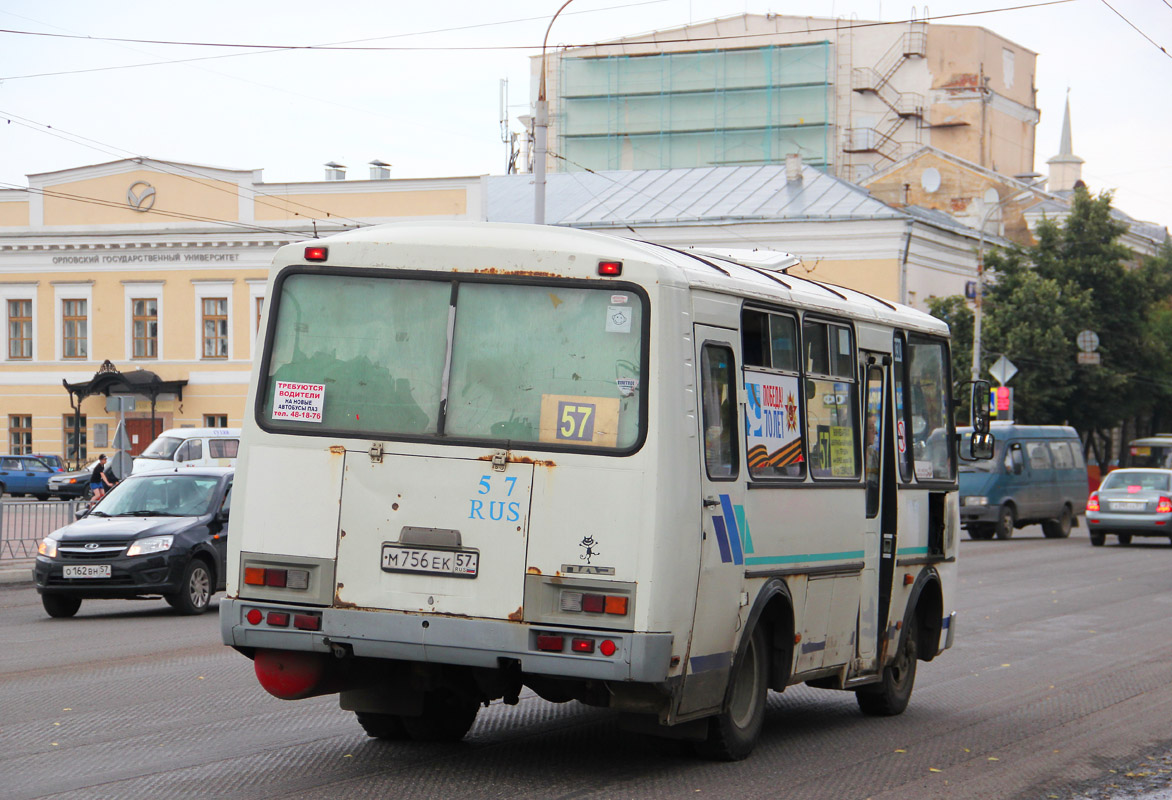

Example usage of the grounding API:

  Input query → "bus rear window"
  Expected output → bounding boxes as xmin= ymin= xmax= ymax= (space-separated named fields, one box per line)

xmin=260 ymin=272 xmax=645 ymax=451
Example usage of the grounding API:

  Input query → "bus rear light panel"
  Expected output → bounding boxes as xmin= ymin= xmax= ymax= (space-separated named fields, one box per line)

xmin=243 ymin=607 xmax=320 ymax=631
xmin=559 ymin=590 xmax=628 ymax=616
xmin=244 ymin=566 xmax=310 ymax=590
xmin=533 ymin=631 xmax=618 ymax=657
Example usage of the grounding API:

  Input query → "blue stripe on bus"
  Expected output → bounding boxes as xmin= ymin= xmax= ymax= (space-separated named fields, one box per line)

xmin=689 ymin=651 xmax=733 ymax=673
xmin=743 ymin=550 xmax=866 ymax=566
xmin=720 ymin=495 xmax=744 ymax=565
xmin=899 ymin=546 xmax=930 ymax=555
xmin=711 ymin=515 xmax=733 ymax=564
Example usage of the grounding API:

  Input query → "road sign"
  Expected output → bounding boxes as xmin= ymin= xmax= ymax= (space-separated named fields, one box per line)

xmin=1077 ymin=352 xmax=1101 ymax=365
xmin=105 ymin=396 xmax=136 ymax=412
xmin=1076 ymin=330 xmax=1100 ymax=353
xmin=988 ymin=355 xmax=1018 ymax=386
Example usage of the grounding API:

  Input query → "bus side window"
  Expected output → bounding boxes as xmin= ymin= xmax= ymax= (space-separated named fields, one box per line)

xmin=701 ymin=344 xmax=739 ymax=480
xmin=803 ymin=319 xmax=858 ymax=479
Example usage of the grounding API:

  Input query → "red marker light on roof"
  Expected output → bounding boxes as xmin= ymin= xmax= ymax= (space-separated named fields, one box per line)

xmin=304 ymin=246 xmax=328 ymax=262
xmin=597 ymin=260 xmax=622 ymax=276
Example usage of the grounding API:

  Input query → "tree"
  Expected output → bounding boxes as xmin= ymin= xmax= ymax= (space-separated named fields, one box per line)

xmin=981 ymin=188 xmax=1172 ymax=464
xmin=928 ymin=187 xmax=1172 ymax=466
xmin=925 ymin=295 xmax=973 ymax=423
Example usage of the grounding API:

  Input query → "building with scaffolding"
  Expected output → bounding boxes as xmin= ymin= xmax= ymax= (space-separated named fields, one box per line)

xmin=530 ymin=13 xmax=1039 ymax=183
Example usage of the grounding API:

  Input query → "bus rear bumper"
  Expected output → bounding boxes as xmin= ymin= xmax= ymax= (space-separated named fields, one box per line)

xmin=220 ymin=597 xmax=674 ymax=684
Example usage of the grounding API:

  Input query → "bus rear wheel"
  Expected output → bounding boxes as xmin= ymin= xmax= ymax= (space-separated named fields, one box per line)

xmin=355 ymin=711 xmax=408 ymax=740
xmin=401 ymin=690 xmax=479 ymax=742
xmin=694 ymin=625 xmax=768 ymax=761
xmin=857 ymin=617 xmax=917 ymax=717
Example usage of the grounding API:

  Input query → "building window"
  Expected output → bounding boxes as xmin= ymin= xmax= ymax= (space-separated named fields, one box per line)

xmin=132 ymin=298 xmax=158 ymax=359
xmin=204 ymin=414 xmax=228 ymax=428
xmin=8 ymin=415 xmax=32 ymax=454
xmin=64 ymin=414 xmax=87 ymax=464
xmin=62 ymin=299 xmax=88 ymax=359
xmin=255 ymin=296 xmax=265 ymax=331
xmin=8 ymin=300 xmax=32 ymax=360
xmin=202 ymin=298 xmax=228 ymax=358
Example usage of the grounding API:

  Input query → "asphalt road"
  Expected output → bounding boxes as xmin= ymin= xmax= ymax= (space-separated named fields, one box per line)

xmin=2 ymin=524 xmax=1171 ymax=800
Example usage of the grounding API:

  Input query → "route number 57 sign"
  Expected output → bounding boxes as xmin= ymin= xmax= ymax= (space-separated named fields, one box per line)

xmin=539 ymin=394 xmax=620 ymax=447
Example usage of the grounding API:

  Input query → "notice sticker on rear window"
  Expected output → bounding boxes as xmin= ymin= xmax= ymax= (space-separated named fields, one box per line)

xmin=272 ymin=381 xmax=325 ymax=423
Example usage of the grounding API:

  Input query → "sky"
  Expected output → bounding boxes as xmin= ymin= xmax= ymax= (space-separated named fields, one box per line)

xmin=1 ymin=0 xmax=1170 ymax=226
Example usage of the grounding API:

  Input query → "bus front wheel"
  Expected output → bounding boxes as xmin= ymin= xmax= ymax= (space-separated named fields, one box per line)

xmin=857 ymin=616 xmax=917 ymax=717
xmin=694 ymin=625 xmax=768 ymax=761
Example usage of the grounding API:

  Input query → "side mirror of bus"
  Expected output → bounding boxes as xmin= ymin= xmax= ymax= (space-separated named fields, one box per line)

xmin=970 ymin=432 xmax=995 ymax=460
xmin=971 ymin=379 xmax=991 ymax=434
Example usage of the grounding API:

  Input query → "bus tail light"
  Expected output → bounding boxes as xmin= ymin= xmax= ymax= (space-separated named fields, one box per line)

xmin=244 ymin=566 xmax=310 ymax=590
xmin=559 ymin=590 xmax=629 ymax=616
xmin=293 ymin=613 xmax=322 ymax=631
xmin=1086 ymin=493 xmax=1099 ymax=512
xmin=536 ymin=634 xmax=564 ymax=652
xmin=597 ymin=260 xmax=622 ymax=276
xmin=571 ymin=638 xmax=595 ymax=653
xmin=599 ymin=640 xmax=617 ymax=657
xmin=1158 ymin=496 xmax=1172 ymax=514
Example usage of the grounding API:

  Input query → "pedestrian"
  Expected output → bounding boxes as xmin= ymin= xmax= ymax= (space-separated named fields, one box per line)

xmin=90 ymin=454 xmax=114 ymax=504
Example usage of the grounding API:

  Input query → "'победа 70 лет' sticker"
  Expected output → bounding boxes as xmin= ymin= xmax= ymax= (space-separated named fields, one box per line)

xmin=272 ymin=381 xmax=325 ymax=423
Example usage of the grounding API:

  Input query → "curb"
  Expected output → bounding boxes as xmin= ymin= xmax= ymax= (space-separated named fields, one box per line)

xmin=0 ymin=560 xmax=34 ymax=585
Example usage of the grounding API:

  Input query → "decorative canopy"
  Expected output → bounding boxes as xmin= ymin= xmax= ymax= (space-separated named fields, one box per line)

xmin=62 ymin=359 xmax=187 ymax=402
xmin=60 ymin=361 xmax=188 ymax=468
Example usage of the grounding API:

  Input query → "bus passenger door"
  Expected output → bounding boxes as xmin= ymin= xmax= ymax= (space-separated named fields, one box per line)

xmin=679 ymin=326 xmax=747 ymax=716
xmin=860 ymin=352 xmax=895 ymax=668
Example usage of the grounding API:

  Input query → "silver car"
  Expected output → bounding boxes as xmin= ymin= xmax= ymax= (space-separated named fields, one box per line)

xmin=1086 ymin=468 xmax=1172 ymax=546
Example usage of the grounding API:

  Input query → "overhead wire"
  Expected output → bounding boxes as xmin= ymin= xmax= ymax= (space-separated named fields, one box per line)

xmin=1097 ymin=0 xmax=1172 ymax=58
xmin=0 ymin=181 xmax=346 ymax=238
xmin=0 ymin=0 xmax=669 ymax=81
xmin=0 ymin=110 xmax=371 ymax=229
xmin=0 ymin=0 xmax=1078 ymax=81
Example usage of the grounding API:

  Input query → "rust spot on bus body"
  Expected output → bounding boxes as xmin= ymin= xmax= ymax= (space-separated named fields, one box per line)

xmin=335 ymin=583 xmax=358 ymax=608
xmin=472 ymin=267 xmax=562 ymax=278
xmin=527 ymin=566 xmax=541 ymax=575
xmin=329 ymin=445 xmax=346 ymax=455
xmin=475 ymin=455 xmax=556 ymax=468
xmin=507 ymin=607 xmax=524 ymax=621
xmin=512 ymin=456 xmax=557 ymax=467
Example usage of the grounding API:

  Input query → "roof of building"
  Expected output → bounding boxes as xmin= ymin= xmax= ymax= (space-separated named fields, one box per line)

xmin=487 ymin=164 xmax=905 ymax=228
xmin=1028 ymin=195 xmax=1168 ymax=247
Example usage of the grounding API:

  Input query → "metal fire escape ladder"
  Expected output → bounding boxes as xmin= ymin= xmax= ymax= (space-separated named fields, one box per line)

xmin=844 ymin=21 xmax=927 ymax=162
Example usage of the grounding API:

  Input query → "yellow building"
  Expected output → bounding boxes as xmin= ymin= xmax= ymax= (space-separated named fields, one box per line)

xmin=0 ymin=158 xmax=481 ymax=465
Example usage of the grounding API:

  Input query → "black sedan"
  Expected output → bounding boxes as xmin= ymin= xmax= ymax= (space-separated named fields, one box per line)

xmin=34 ymin=467 xmax=233 ymax=617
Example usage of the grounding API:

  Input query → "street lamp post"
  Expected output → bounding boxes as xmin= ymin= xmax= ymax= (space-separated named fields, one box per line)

xmin=534 ymin=0 xmax=575 ymax=225
xmin=969 ymin=178 xmax=1045 ymax=384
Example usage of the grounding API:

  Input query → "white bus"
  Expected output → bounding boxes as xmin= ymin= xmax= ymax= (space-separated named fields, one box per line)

xmin=220 ymin=222 xmax=991 ymax=760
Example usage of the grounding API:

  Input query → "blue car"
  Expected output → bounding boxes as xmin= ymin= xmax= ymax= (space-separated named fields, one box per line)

xmin=0 ymin=455 xmax=56 ymax=500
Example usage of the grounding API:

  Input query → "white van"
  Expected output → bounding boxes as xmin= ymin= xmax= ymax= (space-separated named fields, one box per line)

xmin=132 ymin=427 xmax=241 ymax=474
